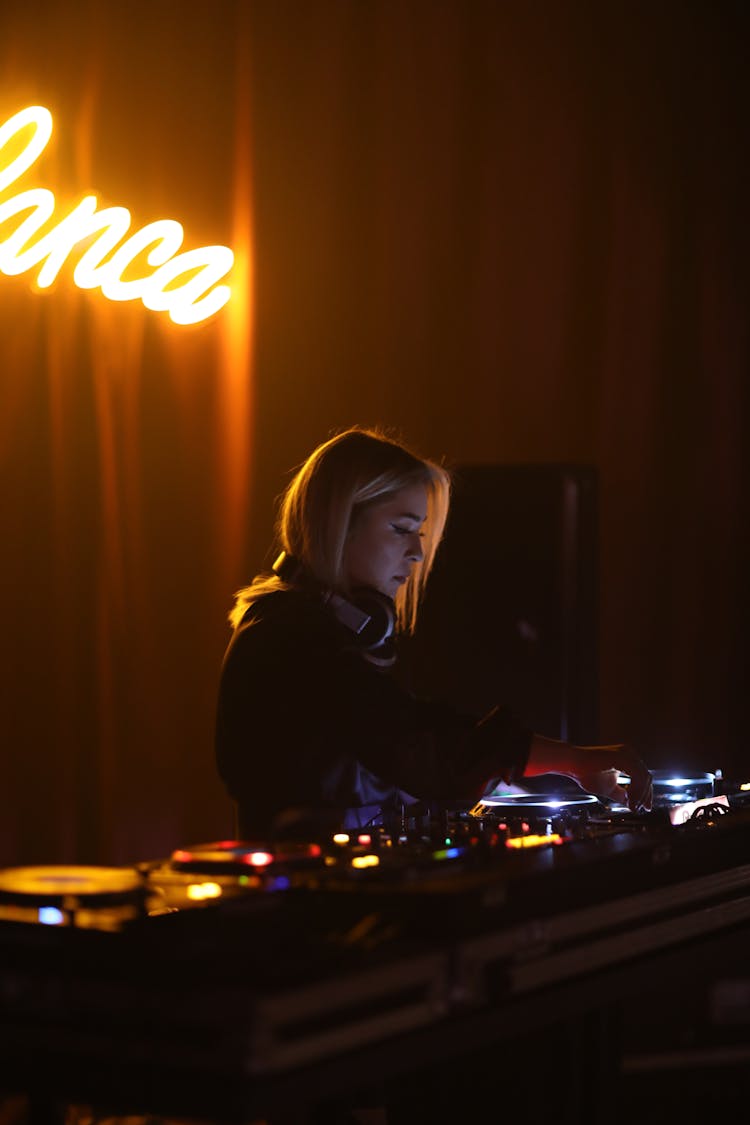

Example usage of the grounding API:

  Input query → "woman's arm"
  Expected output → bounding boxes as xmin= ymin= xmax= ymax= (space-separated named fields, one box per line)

xmin=525 ymin=733 xmax=653 ymax=811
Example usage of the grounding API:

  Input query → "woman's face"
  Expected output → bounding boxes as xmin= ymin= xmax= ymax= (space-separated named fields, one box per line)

xmin=344 ymin=483 xmax=427 ymax=599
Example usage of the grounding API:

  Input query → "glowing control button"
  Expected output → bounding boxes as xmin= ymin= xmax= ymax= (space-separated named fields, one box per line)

xmin=505 ymin=833 xmax=564 ymax=849
xmin=186 ymin=882 xmax=222 ymax=900
xmin=38 ymin=906 xmax=65 ymax=925
xmin=351 ymin=854 xmax=380 ymax=869
xmin=242 ymin=851 xmax=273 ymax=867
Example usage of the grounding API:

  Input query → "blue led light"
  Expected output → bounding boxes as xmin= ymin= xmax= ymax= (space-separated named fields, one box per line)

xmin=38 ymin=906 xmax=64 ymax=925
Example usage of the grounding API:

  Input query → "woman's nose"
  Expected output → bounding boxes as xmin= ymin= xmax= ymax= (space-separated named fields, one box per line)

xmin=406 ymin=533 xmax=423 ymax=562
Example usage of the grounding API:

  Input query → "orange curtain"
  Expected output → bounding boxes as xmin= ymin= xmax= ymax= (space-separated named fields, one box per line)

xmin=1 ymin=0 xmax=253 ymax=863
xmin=1 ymin=1 xmax=746 ymax=866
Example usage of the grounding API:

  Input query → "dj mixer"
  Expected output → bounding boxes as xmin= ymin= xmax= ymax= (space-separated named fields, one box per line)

xmin=1 ymin=770 xmax=750 ymax=1121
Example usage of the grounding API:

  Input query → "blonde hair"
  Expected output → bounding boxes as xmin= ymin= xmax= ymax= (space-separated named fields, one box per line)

xmin=230 ymin=427 xmax=451 ymax=633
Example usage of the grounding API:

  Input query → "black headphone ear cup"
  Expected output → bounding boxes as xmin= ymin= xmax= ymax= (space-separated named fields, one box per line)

xmin=325 ymin=588 xmax=396 ymax=651
xmin=272 ymin=557 xmax=397 ymax=655
xmin=348 ymin=589 xmax=396 ymax=651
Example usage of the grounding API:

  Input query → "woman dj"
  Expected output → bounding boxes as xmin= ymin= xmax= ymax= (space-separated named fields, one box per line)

xmin=215 ymin=427 xmax=652 ymax=839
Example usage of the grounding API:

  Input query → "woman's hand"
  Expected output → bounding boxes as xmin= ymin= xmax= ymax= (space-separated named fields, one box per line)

xmin=569 ymin=744 xmax=653 ymax=811
xmin=526 ymin=735 xmax=653 ymax=811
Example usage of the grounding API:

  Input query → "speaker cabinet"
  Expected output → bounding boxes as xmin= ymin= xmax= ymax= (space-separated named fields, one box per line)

xmin=404 ymin=465 xmax=599 ymax=744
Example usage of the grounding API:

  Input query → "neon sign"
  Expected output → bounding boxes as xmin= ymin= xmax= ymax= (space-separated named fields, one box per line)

xmin=0 ymin=106 xmax=233 ymax=325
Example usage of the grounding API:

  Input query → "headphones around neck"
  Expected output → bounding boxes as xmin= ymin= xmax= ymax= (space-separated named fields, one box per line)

xmin=272 ymin=551 xmax=396 ymax=658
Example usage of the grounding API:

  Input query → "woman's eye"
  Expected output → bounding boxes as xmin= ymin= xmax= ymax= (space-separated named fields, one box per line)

xmin=392 ymin=525 xmax=410 ymax=535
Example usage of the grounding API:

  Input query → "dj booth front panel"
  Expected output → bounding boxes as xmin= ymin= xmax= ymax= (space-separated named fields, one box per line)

xmin=2 ymin=800 xmax=750 ymax=1124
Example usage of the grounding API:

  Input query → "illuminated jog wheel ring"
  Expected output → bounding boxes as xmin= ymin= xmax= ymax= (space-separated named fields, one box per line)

xmin=478 ymin=793 xmax=601 ymax=811
xmin=0 ymin=864 xmax=143 ymax=901
xmin=169 ymin=841 xmax=276 ymax=873
xmin=650 ymin=771 xmax=715 ymax=804
xmin=168 ymin=839 xmax=323 ymax=874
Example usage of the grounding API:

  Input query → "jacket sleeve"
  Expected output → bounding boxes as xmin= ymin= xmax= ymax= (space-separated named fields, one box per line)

xmin=216 ymin=593 xmax=532 ymax=820
xmin=314 ymin=647 xmax=532 ymax=802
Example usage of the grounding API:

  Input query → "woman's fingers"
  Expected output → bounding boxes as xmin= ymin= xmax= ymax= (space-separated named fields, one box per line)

xmin=576 ymin=745 xmax=652 ymax=811
xmin=618 ymin=747 xmax=653 ymax=811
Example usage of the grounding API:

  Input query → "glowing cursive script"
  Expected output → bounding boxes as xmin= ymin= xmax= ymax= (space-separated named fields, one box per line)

xmin=0 ymin=106 xmax=233 ymax=325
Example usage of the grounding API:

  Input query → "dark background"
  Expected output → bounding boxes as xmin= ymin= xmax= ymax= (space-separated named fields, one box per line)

xmin=1 ymin=0 xmax=747 ymax=865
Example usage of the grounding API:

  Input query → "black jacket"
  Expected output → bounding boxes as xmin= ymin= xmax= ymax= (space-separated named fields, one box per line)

xmin=215 ymin=589 xmax=531 ymax=838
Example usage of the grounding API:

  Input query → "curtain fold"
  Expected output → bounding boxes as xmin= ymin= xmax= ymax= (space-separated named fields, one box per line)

xmin=1 ymin=0 xmax=746 ymax=864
